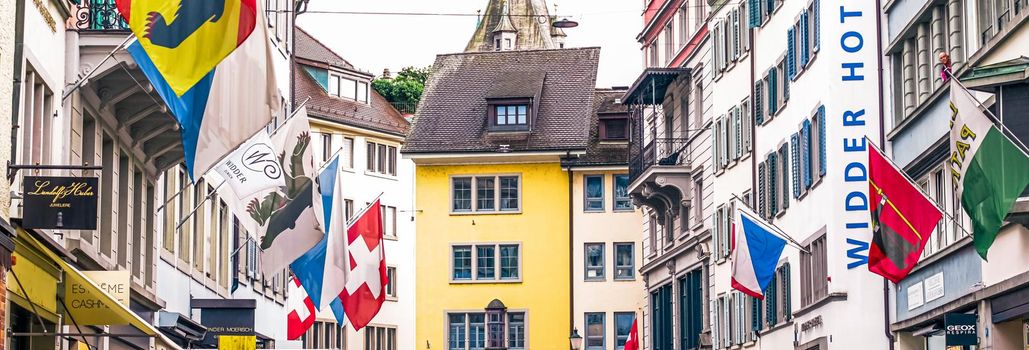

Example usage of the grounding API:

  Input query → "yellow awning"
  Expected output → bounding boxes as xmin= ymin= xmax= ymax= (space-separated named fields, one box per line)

xmin=16 ymin=228 xmax=184 ymax=350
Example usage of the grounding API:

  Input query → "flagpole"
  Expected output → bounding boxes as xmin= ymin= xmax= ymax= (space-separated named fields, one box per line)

xmin=62 ymin=34 xmax=135 ymax=102
xmin=944 ymin=66 xmax=1029 ymax=156
xmin=175 ymin=180 xmax=228 ymax=231
xmin=864 ymin=137 xmax=975 ymax=238
xmin=730 ymin=193 xmax=810 ymax=254
xmin=346 ymin=192 xmax=386 ymax=228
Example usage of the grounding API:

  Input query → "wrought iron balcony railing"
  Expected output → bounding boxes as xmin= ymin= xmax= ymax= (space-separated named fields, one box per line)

xmin=628 ymin=138 xmax=690 ymax=183
xmin=74 ymin=0 xmax=130 ymax=31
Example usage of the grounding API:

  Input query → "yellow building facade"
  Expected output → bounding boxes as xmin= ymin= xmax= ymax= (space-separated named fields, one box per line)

xmin=414 ymin=161 xmax=571 ymax=349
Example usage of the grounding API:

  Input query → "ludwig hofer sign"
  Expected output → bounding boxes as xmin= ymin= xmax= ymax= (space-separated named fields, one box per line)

xmin=23 ymin=176 xmax=98 ymax=230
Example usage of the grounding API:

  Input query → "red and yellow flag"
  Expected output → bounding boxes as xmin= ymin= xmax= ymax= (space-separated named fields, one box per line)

xmin=116 ymin=0 xmax=257 ymax=96
xmin=868 ymin=143 xmax=943 ymax=283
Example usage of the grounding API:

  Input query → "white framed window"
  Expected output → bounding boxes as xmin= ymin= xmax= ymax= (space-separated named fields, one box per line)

xmin=381 ymin=205 xmax=398 ymax=239
xmin=386 ymin=266 xmax=397 ymax=300
xmin=451 ymin=175 xmax=521 ymax=213
xmin=366 ymin=141 xmax=398 ymax=176
xmin=448 ymin=311 xmax=526 ymax=350
xmin=451 ymin=243 xmax=521 ymax=282
xmin=364 ymin=325 xmax=397 ymax=350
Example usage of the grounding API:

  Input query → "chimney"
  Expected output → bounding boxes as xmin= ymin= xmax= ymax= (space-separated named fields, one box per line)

xmin=382 ymin=68 xmax=392 ymax=79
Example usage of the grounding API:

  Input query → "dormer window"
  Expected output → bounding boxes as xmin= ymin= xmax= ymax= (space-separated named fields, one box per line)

xmin=599 ymin=114 xmax=629 ymax=141
xmin=488 ymin=98 xmax=532 ymax=132
xmin=328 ymin=73 xmax=369 ymax=104
xmin=495 ymin=105 xmax=527 ymax=125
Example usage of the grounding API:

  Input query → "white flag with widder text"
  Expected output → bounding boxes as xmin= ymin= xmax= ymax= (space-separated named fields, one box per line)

xmin=215 ymin=131 xmax=285 ymax=199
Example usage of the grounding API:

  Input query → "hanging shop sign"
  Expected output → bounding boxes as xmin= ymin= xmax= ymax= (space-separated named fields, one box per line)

xmin=65 ymin=270 xmax=131 ymax=325
xmin=944 ymin=313 xmax=978 ymax=347
xmin=22 ymin=176 xmax=98 ymax=230
xmin=194 ymin=299 xmax=256 ymax=349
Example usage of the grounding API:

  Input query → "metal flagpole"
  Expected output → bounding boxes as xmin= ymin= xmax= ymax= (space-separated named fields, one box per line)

xmin=730 ymin=193 xmax=811 ymax=253
xmin=175 ymin=180 xmax=228 ymax=231
xmin=944 ymin=66 xmax=1029 ymax=156
xmin=62 ymin=34 xmax=135 ymax=101
xmin=346 ymin=192 xmax=385 ymax=228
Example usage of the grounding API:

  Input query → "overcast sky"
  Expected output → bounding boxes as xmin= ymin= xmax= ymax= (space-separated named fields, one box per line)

xmin=295 ymin=0 xmax=643 ymax=88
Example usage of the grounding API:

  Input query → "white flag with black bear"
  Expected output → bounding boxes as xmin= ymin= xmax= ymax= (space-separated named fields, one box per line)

xmin=215 ymin=131 xmax=285 ymax=199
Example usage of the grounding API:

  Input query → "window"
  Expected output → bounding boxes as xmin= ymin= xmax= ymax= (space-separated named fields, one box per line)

xmin=712 ymin=203 xmax=734 ymax=260
xmin=345 ymin=199 xmax=355 ymax=221
xmin=894 ymin=0 xmax=961 ymax=121
xmin=600 ymin=115 xmax=630 ymax=140
xmin=585 ymin=175 xmax=605 ymax=211
xmin=741 ymin=100 xmax=752 ymax=155
xmin=614 ymin=243 xmax=635 ymax=280
xmin=801 ymin=233 xmax=828 ymax=307
xmin=342 ymin=137 xmax=354 ymax=168
xmin=649 ymin=42 xmax=660 ymax=67
xmin=382 ymin=205 xmax=398 ymax=239
xmin=386 ymin=266 xmax=397 ymax=299
xmin=452 ymin=175 xmax=522 ymax=213
xmin=779 ymin=143 xmax=790 ymax=211
xmin=614 ymin=175 xmax=632 ymax=210
xmin=449 ymin=312 xmax=525 ymax=350
xmin=586 ymin=313 xmax=605 ymax=350
xmin=365 ymin=326 xmax=397 ymax=350
xmin=366 ymin=141 xmax=398 ymax=176
xmin=452 ymin=244 xmax=520 ymax=282
xmin=679 ymin=3 xmax=690 ymax=46
xmin=322 ymin=133 xmax=333 ymax=161
xmin=302 ymin=321 xmax=345 ymax=349
xmin=651 ymin=284 xmax=674 ymax=350
xmin=328 ymin=74 xmax=370 ymax=104
xmin=615 ymin=312 xmax=635 ymax=350
xmin=665 ymin=23 xmax=675 ymax=64
xmin=494 ymin=105 xmax=528 ymax=126
xmin=679 ymin=269 xmax=704 ymax=349
xmin=918 ymin=165 xmax=966 ymax=258
xmin=584 ymin=243 xmax=605 ymax=280
xmin=692 ymin=174 xmax=704 ymax=227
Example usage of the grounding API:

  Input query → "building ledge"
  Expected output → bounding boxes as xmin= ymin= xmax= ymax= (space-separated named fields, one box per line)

xmin=792 ymin=293 xmax=848 ymax=318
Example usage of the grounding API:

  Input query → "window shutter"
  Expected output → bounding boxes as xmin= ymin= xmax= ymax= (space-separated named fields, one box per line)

xmin=783 ymin=67 xmax=791 ymax=102
xmin=766 ymin=0 xmax=775 ymax=17
xmin=787 ymin=27 xmax=797 ymax=79
xmin=802 ymin=120 xmax=813 ymax=188
xmin=757 ymin=162 xmax=766 ymax=217
xmin=768 ymin=71 xmax=778 ymax=116
xmin=712 ymin=299 xmax=720 ymax=349
xmin=734 ymin=108 xmax=743 ymax=160
xmin=712 ymin=207 xmax=721 ymax=258
xmin=801 ymin=11 xmax=811 ymax=65
xmin=749 ymin=0 xmax=761 ymax=27
xmin=780 ymin=144 xmax=790 ymax=210
xmin=754 ymin=82 xmax=764 ymax=125
xmin=791 ymin=133 xmax=801 ymax=198
xmin=727 ymin=115 xmax=736 ymax=163
xmin=750 ymin=296 xmax=760 ymax=333
xmin=765 ymin=275 xmax=777 ymax=328
xmin=768 ymin=154 xmax=778 ymax=217
xmin=783 ymin=264 xmax=792 ymax=319
xmin=733 ymin=10 xmax=741 ymax=60
xmin=742 ymin=103 xmax=752 ymax=153
xmin=818 ymin=106 xmax=827 ymax=176
xmin=813 ymin=0 xmax=821 ymax=51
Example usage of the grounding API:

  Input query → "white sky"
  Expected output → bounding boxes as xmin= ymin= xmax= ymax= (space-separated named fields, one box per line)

xmin=295 ymin=0 xmax=644 ymax=88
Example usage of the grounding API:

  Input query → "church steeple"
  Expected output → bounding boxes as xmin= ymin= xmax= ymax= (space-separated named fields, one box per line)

xmin=465 ymin=0 xmax=561 ymax=52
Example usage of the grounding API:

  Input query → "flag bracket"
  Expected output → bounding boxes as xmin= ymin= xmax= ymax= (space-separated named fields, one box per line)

xmin=6 ymin=162 xmax=104 ymax=183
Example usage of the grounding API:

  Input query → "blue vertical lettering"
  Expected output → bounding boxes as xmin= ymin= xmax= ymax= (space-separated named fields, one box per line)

xmin=846 ymin=238 xmax=870 ymax=269
xmin=842 ymin=63 xmax=865 ymax=81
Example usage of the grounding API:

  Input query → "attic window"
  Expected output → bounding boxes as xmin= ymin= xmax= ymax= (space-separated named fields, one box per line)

xmin=328 ymin=73 xmax=370 ymax=104
xmin=599 ymin=114 xmax=629 ymax=141
xmin=488 ymin=98 xmax=532 ymax=132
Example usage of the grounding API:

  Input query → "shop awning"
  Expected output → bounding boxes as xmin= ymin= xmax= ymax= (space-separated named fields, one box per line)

xmin=12 ymin=228 xmax=184 ymax=350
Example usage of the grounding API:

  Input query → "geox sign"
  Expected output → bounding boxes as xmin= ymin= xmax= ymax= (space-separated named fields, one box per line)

xmin=944 ymin=313 xmax=977 ymax=346
xmin=23 ymin=176 xmax=99 ymax=230
xmin=215 ymin=132 xmax=286 ymax=198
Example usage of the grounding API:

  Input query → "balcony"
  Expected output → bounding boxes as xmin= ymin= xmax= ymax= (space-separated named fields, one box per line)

xmin=72 ymin=0 xmax=130 ymax=31
xmin=623 ymin=68 xmax=693 ymax=222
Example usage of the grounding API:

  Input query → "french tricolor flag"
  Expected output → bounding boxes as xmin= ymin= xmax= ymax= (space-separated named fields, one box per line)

xmin=730 ymin=203 xmax=787 ymax=299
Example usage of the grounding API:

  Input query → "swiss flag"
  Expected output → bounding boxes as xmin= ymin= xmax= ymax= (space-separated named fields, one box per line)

xmin=286 ymin=277 xmax=316 ymax=340
xmin=340 ymin=199 xmax=388 ymax=332
xmin=624 ymin=317 xmax=640 ymax=350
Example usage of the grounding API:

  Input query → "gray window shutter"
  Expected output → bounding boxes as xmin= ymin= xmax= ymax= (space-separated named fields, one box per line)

xmin=754 ymin=82 xmax=764 ymax=124
xmin=734 ymin=108 xmax=743 ymax=160
xmin=757 ymin=163 xmax=767 ymax=218
xmin=780 ymin=144 xmax=790 ymax=210
xmin=768 ymin=153 xmax=778 ymax=216
xmin=791 ymin=133 xmax=801 ymax=198
xmin=769 ymin=72 xmax=778 ymax=116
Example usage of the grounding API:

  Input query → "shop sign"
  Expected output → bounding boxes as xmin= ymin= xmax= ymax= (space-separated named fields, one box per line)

xmin=66 ymin=270 xmax=130 ymax=325
xmin=925 ymin=272 xmax=945 ymax=302
xmin=22 ymin=176 xmax=98 ymax=230
xmin=908 ymin=281 xmax=925 ymax=310
xmin=944 ymin=313 xmax=977 ymax=346
xmin=197 ymin=300 xmax=256 ymax=348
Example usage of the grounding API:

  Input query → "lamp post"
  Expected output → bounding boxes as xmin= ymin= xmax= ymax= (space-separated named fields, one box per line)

xmin=569 ymin=328 xmax=583 ymax=350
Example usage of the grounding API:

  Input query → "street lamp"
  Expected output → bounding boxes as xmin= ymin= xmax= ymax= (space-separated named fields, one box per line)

xmin=552 ymin=18 xmax=579 ymax=28
xmin=569 ymin=328 xmax=583 ymax=350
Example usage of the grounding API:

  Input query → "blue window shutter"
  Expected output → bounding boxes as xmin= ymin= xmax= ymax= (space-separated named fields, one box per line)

xmin=765 ymin=274 xmax=777 ymax=327
xmin=754 ymin=82 xmax=764 ymax=124
xmin=791 ymin=134 xmax=800 ymax=198
xmin=818 ymin=106 xmax=827 ymax=176
xmin=802 ymin=120 xmax=813 ymax=188
xmin=768 ymin=154 xmax=778 ymax=216
xmin=813 ymin=0 xmax=821 ymax=51
xmin=769 ymin=72 xmax=778 ymax=116
xmin=801 ymin=11 xmax=811 ymax=66
xmin=758 ymin=162 xmax=766 ymax=217
xmin=766 ymin=0 xmax=775 ymax=17
xmin=787 ymin=27 xmax=797 ymax=79
xmin=780 ymin=144 xmax=789 ymax=210
xmin=783 ymin=264 xmax=792 ymax=318
xmin=749 ymin=0 xmax=760 ymax=27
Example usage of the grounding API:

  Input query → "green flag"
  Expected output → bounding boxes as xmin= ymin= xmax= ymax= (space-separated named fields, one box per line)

xmin=948 ymin=81 xmax=1029 ymax=260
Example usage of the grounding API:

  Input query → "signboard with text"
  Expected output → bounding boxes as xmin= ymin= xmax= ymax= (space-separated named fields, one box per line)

xmin=22 ymin=176 xmax=98 ymax=230
xmin=65 ymin=270 xmax=130 ymax=325
xmin=945 ymin=313 xmax=978 ymax=346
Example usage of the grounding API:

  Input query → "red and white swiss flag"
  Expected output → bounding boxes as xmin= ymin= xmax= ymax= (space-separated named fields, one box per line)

xmin=340 ymin=199 xmax=388 ymax=332
xmin=286 ymin=276 xmax=316 ymax=340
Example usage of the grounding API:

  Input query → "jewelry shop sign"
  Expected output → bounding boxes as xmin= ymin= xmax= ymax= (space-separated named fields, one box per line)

xmin=23 ymin=176 xmax=98 ymax=230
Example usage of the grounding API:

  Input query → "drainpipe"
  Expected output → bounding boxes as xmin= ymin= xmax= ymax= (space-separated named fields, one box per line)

xmin=748 ymin=19 xmax=758 ymax=203
xmin=10 ymin=0 xmax=27 ymax=168
xmin=565 ymin=151 xmax=575 ymax=344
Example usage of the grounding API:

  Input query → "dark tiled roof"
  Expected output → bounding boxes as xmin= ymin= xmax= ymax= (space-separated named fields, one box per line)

xmin=295 ymin=27 xmax=354 ymax=70
xmin=292 ymin=30 xmax=409 ymax=136
xmin=487 ymin=71 xmax=545 ymax=99
xmin=403 ymin=48 xmax=601 ymax=154
xmin=570 ymin=88 xmax=629 ymax=167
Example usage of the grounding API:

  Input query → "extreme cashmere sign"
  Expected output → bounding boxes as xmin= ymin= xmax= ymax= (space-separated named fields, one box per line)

xmin=23 ymin=176 xmax=99 ymax=230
